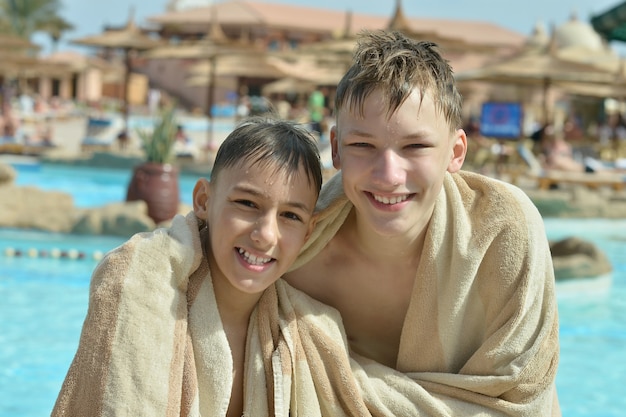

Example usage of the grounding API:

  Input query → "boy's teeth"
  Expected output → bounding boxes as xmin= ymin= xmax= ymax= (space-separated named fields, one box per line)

xmin=373 ymin=194 xmax=408 ymax=204
xmin=238 ymin=248 xmax=271 ymax=265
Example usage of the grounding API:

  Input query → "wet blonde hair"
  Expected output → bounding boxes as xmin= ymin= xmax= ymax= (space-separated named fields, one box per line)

xmin=334 ymin=30 xmax=463 ymax=132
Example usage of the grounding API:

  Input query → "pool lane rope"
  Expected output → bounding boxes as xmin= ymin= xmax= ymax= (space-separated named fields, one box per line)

xmin=3 ymin=247 xmax=104 ymax=261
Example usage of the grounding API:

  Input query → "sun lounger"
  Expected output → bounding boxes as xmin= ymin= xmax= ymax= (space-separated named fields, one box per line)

xmin=534 ymin=170 xmax=626 ymax=191
xmin=0 ymin=140 xmax=24 ymax=155
xmin=517 ymin=142 xmax=626 ymax=191
xmin=0 ymin=128 xmax=43 ymax=155
xmin=81 ymin=115 xmax=124 ymax=151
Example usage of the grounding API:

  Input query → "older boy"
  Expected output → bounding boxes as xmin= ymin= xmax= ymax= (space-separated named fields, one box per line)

xmin=286 ymin=30 xmax=561 ymax=415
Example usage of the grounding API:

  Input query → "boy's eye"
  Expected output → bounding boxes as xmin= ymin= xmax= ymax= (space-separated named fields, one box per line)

xmin=235 ymin=199 xmax=257 ymax=208
xmin=283 ymin=211 xmax=303 ymax=222
xmin=348 ymin=142 xmax=373 ymax=148
xmin=406 ymin=143 xmax=428 ymax=149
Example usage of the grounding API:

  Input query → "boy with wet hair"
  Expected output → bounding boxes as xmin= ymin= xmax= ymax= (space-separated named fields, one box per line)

xmin=52 ymin=117 xmax=371 ymax=417
xmin=191 ymin=117 xmax=321 ymax=417
xmin=286 ymin=29 xmax=561 ymax=415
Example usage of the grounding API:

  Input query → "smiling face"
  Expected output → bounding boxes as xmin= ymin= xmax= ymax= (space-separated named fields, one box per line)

xmin=194 ymin=159 xmax=317 ymax=297
xmin=331 ymin=87 xmax=466 ymax=239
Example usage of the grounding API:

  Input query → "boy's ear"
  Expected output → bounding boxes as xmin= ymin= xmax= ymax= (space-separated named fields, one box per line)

xmin=192 ymin=178 xmax=211 ymax=219
xmin=447 ymin=128 xmax=467 ymax=173
xmin=330 ymin=125 xmax=341 ymax=169
xmin=304 ymin=213 xmax=318 ymax=243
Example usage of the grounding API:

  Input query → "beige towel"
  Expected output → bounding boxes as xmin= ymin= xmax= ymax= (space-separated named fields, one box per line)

xmin=52 ymin=169 xmax=560 ymax=416
xmin=51 ymin=212 xmax=370 ymax=417
xmin=291 ymin=170 xmax=561 ymax=416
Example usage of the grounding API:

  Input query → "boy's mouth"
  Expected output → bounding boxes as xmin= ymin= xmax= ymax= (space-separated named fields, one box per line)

xmin=370 ymin=192 xmax=411 ymax=205
xmin=237 ymin=248 xmax=273 ymax=265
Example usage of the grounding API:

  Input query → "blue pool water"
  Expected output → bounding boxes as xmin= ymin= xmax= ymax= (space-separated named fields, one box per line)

xmin=1 ymin=164 xmax=625 ymax=416
xmin=129 ymin=115 xmax=236 ymax=132
xmin=543 ymin=219 xmax=626 ymax=417
xmin=13 ymin=163 xmax=201 ymax=208
xmin=0 ymin=230 xmax=127 ymax=417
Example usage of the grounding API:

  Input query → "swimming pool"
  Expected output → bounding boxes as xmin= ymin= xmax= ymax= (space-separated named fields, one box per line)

xmin=1 ymin=220 xmax=624 ymax=416
xmin=13 ymin=163 xmax=200 ymax=208
xmin=0 ymin=229 xmax=127 ymax=417
xmin=1 ymin=162 xmax=625 ymax=416
xmin=129 ymin=115 xmax=236 ymax=132
xmin=544 ymin=218 xmax=626 ymax=417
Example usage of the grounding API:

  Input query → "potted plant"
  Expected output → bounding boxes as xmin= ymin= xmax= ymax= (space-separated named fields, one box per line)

xmin=126 ymin=103 xmax=180 ymax=224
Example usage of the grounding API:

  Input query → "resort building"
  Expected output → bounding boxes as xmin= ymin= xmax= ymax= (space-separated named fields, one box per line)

xmin=10 ymin=0 xmax=623 ymax=136
xmin=140 ymin=0 xmax=527 ymax=119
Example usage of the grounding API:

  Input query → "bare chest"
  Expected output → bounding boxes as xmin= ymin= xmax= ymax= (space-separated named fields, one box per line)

xmin=320 ymin=261 xmax=416 ymax=367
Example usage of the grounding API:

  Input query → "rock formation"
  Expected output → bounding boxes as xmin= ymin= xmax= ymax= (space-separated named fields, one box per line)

xmin=550 ymin=236 xmax=613 ymax=280
xmin=0 ymin=162 xmax=617 ymax=280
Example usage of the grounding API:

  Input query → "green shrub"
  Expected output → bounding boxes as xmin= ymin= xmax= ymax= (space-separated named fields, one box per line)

xmin=136 ymin=104 xmax=178 ymax=164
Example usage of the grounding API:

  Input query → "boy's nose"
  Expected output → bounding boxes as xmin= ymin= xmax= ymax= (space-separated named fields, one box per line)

xmin=250 ymin=214 xmax=278 ymax=247
xmin=372 ymin=150 xmax=405 ymax=187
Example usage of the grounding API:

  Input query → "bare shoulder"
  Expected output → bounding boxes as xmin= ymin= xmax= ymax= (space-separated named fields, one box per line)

xmin=285 ymin=235 xmax=345 ymax=305
xmin=285 ymin=219 xmax=367 ymax=306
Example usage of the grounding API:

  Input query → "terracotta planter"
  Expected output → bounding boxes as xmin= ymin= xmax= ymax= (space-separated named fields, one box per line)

xmin=126 ymin=162 xmax=180 ymax=224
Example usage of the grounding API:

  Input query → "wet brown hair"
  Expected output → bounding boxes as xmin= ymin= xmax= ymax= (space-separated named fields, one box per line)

xmin=210 ymin=116 xmax=322 ymax=197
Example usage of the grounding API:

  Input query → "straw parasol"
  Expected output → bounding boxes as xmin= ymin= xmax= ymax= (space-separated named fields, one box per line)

xmin=0 ymin=35 xmax=71 ymax=105
xmin=261 ymin=77 xmax=317 ymax=95
xmin=145 ymin=5 xmax=267 ymax=150
xmin=456 ymin=46 xmax=623 ymax=123
xmin=0 ymin=33 xmax=41 ymax=52
xmin=265 ymin=56 xmax=346 ymax=86
xmin=146 ymin=38 xmax=261 ymax=149
xmin=456 ymin=50 xmax=620 ymax=85
xmin=143 ymin=39 xmax=256 ymax=60
xmin=296 ymin=37 xmax=357 ymax=55
xmin=0 ymin=34 xmax=41 ymax=78
xmin=554 ymin=81 xmax=626 ymax=98
xmin=184 ymin=53 xmax=285 ymax=81
xmin=71 ymin=9 xmax=163 ymax=134
xmin=0 ymin=54 xmax=42 ymax=74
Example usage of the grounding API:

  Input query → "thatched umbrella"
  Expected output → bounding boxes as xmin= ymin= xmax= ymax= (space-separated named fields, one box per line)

xmin=265 ymin=56 xmax=346 ymax=86
xmin=145 ymin=8 xmax=265 ymax=150
xmin=0 ymin=33 xmax=40 ymax=52
xmin=185 ymin=53 xmax=285 ymax=80
xmin=456 ymin=51 xmax=620 ymax=85
xmin=1 ymin=55 xmax=72 ymax=78
xmin=71 ymin=9 xmax=163 ymax=135
xmin=456 ymin=47 xmax=623 ymax=124
xmin=0 ymin=54 xmax=42 ymax=73
xmin=143 ymin=40 xmax=253 ymax=60
xmin=146 ymin=40 xmax=261 ymax=149
xmin=555 ymin=81 xmax=626 ymax=98
xmin=261 ymin=77 xmax=317 ymax=95
xmin=0 ymin=34 xmax=43 ymax=104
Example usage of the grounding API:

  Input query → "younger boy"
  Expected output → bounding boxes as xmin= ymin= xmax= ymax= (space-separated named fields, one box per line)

xmin=51 ymin=117 xmax=369 ymax=417
xmin=191 ymin=117 xmax=320 ymax=416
